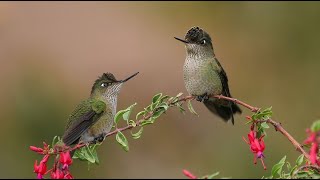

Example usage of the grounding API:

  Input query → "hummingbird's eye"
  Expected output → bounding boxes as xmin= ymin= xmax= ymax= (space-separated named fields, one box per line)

xmin=201 ymin=39 xmax=206 ymax=45
xmin=101 ymin=82 xmax=112 ymax=87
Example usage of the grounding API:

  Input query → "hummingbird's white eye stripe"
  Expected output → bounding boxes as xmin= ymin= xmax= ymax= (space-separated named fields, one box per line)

xmin=101 ymin=83 xmax=105 ymax=87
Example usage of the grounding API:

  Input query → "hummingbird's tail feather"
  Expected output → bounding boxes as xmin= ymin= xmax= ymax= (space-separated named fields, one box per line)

xmin=203 ymin=99 xmax=242 ymax=125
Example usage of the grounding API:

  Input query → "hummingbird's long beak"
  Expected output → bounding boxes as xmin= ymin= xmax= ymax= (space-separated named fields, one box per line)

xmin=174 ymin=37 xmax=189 ymax=44
xmin=120 ymin=72 xmax=139 ymax=83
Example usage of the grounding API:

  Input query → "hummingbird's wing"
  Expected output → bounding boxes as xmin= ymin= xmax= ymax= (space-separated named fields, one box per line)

xmin=62 ymin=99 xmax=106 ymax=146
xmin=204 ymin=58 xmax=242 ymax=124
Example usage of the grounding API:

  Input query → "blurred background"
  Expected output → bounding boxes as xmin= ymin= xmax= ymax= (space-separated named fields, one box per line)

xmin=1 ymin=1 xmax=320 ymax=178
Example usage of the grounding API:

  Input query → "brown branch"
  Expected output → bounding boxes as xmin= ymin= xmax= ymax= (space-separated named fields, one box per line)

xmin=54 ymin=94 xmax=311 ymax=163
xmin=259 ymin=119 xmax=310 ymax=160
xmin=208 ymin=95 xmax=310 ymax=160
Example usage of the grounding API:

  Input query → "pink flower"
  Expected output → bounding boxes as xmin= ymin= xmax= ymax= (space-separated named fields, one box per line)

xmin=243 ymin=130 xmax=266 ymax=170
xmin=30 ymin=146 xmax=44 ymax=154
xmin=34 ymin=155 xmax=50 ymax=179
xmin=304 ymin=129 xmax=320 ymax=165
xmin=59 ymin=151 xmax=73 ymax=170
xmin=51 ymin=168 xmax=64 ymax=179
xmin=310 ymin=143 xmax=319 ymax=165
xmin=182 ymin=169 xmax=197 ymax=179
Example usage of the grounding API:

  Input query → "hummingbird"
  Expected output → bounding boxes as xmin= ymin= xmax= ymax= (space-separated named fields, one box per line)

xmin=62 ymin=72 xmax=139 ymax=146
xmin=174 ymin=26 xmax=241 ymax=124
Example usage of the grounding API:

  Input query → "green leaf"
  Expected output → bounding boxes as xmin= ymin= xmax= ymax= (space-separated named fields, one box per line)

xmin=131 ymin=127 xmax=143 ymax=139
xmin=158 ymin=102 xmax=169 ymax=111
xmin=290 ymin=165 xmax=298 ymax=176
xmin=122 ymin=103 xmax=137 ymax=121
xmin=151 ymin=101 xmax=160 ymax=110
xmin=159 ymin=95 xmax=170 ymax=103
xmin=152 ymin=93 xmax=162 ymax=103
xmin=296 ymin=154 xmax=304 ymax=166
xmin=252 ymin=107 xmax=273 ymax=121
xmin=136 ymin=111 xmax=146 ymax=120
xmin=178 ymin=105 xmax=186 ymax=114
xmin=114 ymin=110 xmax=127 ymax=124
xmin=91 ymin=145 xmax=99 ymax=165
xmin=295 ymin=171 xmax=310 ymax=178
xmin=116 ymin=131 xmax=129 ymax=152
xmin=187 ymin=100 xmax=198 ymax=116
xmin=151 ymin=107 xmax=166 ymax=120
xmin=311 ymin=120 xmax=320 ymax=132
xmin=261 ymin=122 xmax=270 ymax=129
xmin=128 ymin=120 xmax=136 ymax=127
xmin=140 ymin=120 xmax=153 ymax=126
xmin=72 ymin=145 xmax=99 ymax=164
xmin=271 ymin=156 xmax=286 ymax=178
xmin=286 ymin=162 xmax=291 ymax=172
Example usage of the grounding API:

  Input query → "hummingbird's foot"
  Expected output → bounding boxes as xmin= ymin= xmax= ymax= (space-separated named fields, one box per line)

xmin=93 ymin=133 xmax=106 ymax=144
xmin=196 ymin=93 xmax=210 ymax=102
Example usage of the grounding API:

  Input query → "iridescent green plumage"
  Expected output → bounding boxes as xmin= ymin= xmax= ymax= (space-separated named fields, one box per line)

xmin=62 ymin=72 xmax=139 ymax=146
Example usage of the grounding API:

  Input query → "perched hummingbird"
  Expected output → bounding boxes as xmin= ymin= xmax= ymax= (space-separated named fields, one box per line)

xmin=62 ymin=72 xmax=139 ymax=146
xmin=175 ymin=26 xmax=241 ymax=124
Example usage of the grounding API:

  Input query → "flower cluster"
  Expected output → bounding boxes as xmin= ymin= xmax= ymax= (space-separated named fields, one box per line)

xmin=304 ymin=128 xmax=320 ymax=165
xmin=243 ymin=124 xmax=266 ymax=170
xmin=30 ymin=142 xmax=73 ymax=179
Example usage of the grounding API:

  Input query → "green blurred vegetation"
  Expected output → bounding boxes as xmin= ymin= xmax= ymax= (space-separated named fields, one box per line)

xmin=1 ymin=1 xmax=320 ymax=178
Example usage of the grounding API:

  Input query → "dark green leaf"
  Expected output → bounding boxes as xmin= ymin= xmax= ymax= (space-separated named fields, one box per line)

xmin=152 ymin=108 xmax=166 ymax=120
xmin=159 ymin=95 xmax=170 ymax=103
xmin=152 ymin=93 xmax=162 ymax=103
xmin=116 ymin=131 xmax=129 ymax=152
xmin=295 ymin=171 xmax=310 ymax=178
xmin=158 ymin=102 xmax=169 ymax=111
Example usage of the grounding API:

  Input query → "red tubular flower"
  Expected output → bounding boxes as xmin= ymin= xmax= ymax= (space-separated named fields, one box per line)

xmin=34 ymin=155 xmax=50 ymax=179
xmin=243 ymin=130 xmax=266 ymax=170
xmin=59 ymin=151 xmax=73 ymax=170
xmin=310 ymin=143 xmax=319 ymax=165
xmin=30 ymin=146 xmax=44 ymax=154
xmin=51 ymin=168 xmax=64 ymax=179
xmin=182 ymin=169 xmax=197 ymax=179
xmin=304 ymin=129 xmax=320 ymax=165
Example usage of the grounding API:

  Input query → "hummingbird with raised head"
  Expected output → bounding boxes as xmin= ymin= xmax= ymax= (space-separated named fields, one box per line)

xmin=175 ymin=26 xmax=241 ymax=124
xmin=62 ymin=72 xmax=139 ymax=146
